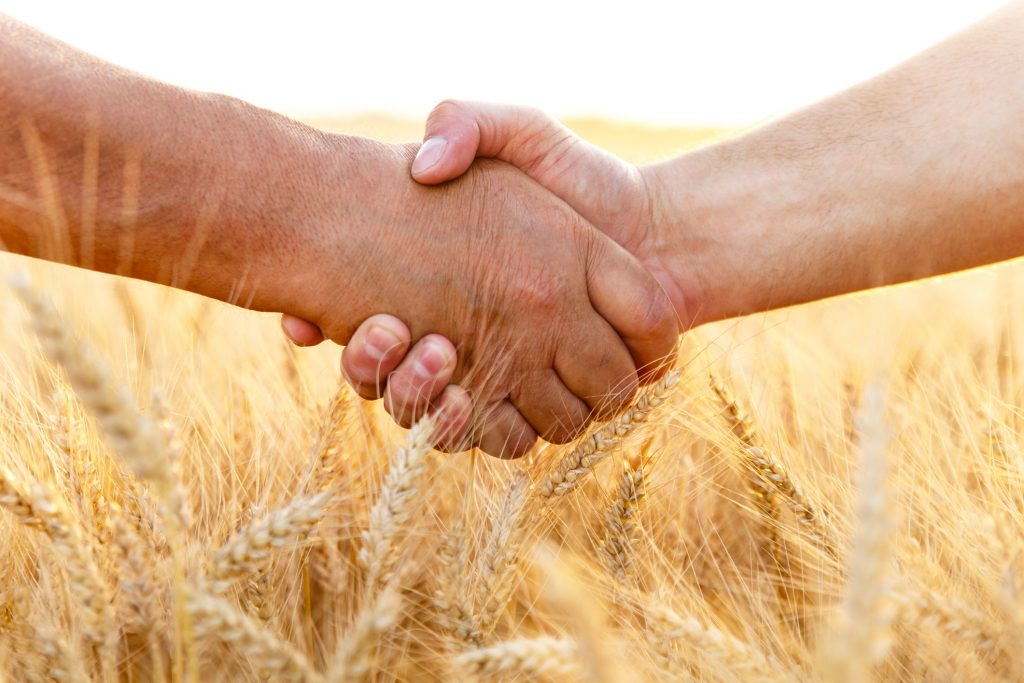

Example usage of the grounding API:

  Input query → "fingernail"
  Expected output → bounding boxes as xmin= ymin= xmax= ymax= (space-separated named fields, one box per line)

xmin=365 ymin=325 xmax=402 ymax=361
xmin=411 ymin=137 xmax=447 ymax=176
xmin=414 ymin=339 xmax=452 ymax=379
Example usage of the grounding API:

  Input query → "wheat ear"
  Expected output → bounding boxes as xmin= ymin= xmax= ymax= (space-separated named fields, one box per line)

xmin=709 ymin=375 xmax=782 ymax=542
xmin=646 ymin=602 xmax=782 ymax=679
xmin=542 ymin=371 xmax=679 ymax=500
xmin=211 ymin=492 xmax=330 ymax=592
xmin=31 ymin=483 xmax=117 ymax=682
xmin=902 ymin=587 xmax=1001 ymax=654
xmin=12 ymin=278 xmax=177 ymax=507
xmin=434 ymin=520 xmax=478 ymax=642
xmin=0 ymin=465 xmax=44 ymax=530
xmin=308 ymin=387 xmax=351 ymax=491
xmin=110 ymin=503 xmax=167 ymax=679
xmin=819 ymin=383 xmax=897 ymax=683
xmin=151 ymin=391 xmax=191 ymax=530
xmin=358 ymin=417 xmax=434 ymax=593
xmin=327 ymin=585 xmax=403 ymax=683
xmin=600 ymin=455 xmax=646 ymax=583
xmin=12 ymin=278 xmax=195 ymax=677
xmin=476 ymin=469 xmax=530 ymax=640
xmin=29 ymin=620 xmax=90 ymax=683
xmin=746 ymin=446 xmax=837 ymax=558
xmin=188 ymin=585 xmax=322 ymax=682
xmin=454 ymin=636 xmax=581 ymax=679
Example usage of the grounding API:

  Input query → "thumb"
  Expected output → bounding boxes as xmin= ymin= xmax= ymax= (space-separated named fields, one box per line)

xmin=409 ymin=100 xmax=642 ymax=242
xmin=410 ymin=100 xmax=591 ymax=187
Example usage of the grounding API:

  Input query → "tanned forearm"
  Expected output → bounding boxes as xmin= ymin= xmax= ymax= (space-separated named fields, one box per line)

xmin=0 ymin=15 xmax=368 ymax=314
xmin=648 ymin=1 xmax=1024 ymax=324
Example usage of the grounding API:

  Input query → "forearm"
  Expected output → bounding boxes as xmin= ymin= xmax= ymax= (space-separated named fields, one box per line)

xmin=0 ymin=15 xmax=375 ymax=321
xmin=647 ymin=1 xmax=1024 ymax=325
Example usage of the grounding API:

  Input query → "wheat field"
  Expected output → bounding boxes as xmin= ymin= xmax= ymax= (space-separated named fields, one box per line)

xmin=0 ymin=118 xmax=1021 ymax=682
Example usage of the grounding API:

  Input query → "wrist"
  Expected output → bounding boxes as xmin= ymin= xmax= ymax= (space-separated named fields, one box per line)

xmin=253 ymin=132 xmax=420 ymax=343
xmin=640 ymin=136 xmax=813 ymax=328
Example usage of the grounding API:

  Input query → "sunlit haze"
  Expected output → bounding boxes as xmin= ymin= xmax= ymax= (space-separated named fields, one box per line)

xmin=1 ymin=0 xmax=1007 ymax=126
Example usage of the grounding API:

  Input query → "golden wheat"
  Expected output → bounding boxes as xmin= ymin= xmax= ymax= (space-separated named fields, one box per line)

xmin=0 ymin=118 xmax=1022 ymax=681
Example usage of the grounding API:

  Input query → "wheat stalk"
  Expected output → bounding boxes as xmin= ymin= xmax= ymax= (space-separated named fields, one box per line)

xmin=476 ymin=469 xmax=530 ymax=640
xmin=0 ymin=465 xmax=44 ymax=530
xmin=434 ymin=520 xmax=478 ymax=642
xmin=600 ymin=455 xmax=646 ymax=583
xmin=541 ymin=371 xmax=679 ymax=500
xmin=188 ymin=585 xmax=322 ymax=682
xmin=454 ymin=635 xmax=581 ymax=678
xmin=646 ymin=602 xmax=783 ymax=679
xmin=327 ymin=584 xmax=403 ymax=683
xmin=31 ymin=483 xmax=117 ymax=682
xmin=819 ymin=383 xmax=897 ymax=683
xmin=211 ymin=492 xmax=330 ymax=592
xmin=29 ymin=620 xmax=90 ymax=683
xmin=358 ymin=417 xmax=434 ymax=594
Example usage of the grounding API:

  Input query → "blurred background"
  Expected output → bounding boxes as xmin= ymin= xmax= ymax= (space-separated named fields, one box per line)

xmin=0 ymin=0 xmax=1006 ymax=127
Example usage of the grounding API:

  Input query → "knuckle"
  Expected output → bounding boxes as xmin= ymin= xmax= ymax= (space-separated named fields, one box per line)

xmin=631 ymin=287 xmax=678 ymax=345
xmin=430 ymin=98 xmax=469 ymax=124
xmin=510 ymin=271 xmax=565 ymax=319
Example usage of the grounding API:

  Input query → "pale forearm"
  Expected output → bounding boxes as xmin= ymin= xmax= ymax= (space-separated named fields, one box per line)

xmin=648 ymin=1 xmax=1024 ymax=325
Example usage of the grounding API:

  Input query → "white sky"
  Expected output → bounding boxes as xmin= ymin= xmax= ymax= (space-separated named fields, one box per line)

xmin=0 ymin=0 xmax=1008 ymax=126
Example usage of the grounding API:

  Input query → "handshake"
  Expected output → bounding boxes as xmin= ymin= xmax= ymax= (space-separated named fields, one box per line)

xmin=7 ymin=8 xmax=1016 ymax=458
xmin=280 ymin=101 xmax=692 ymax=458
xmin=4 ymin=10 xmax=1019 ymax=458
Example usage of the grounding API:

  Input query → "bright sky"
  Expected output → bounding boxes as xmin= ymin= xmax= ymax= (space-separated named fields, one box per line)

xmin=0 ymin=0 xmax=1007 ymax=126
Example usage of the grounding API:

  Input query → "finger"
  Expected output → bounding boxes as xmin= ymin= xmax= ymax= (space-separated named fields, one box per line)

xmin=584 ymin=238 xmax=680 ymax=384
xmin=429 ymin=385 xmax=473 ymax=452
xmin=341 ymin=314 xmax=411 ymax=400
xmin=509 ymin=370 xmax=591 ymax=444
xmin=383 ymin=334 xmax=457 ymax=428
xmin=474 ymin=400 xmax=538 ymax=459
xmin=554 ymin=312 xmax=639 ymax=421
xmin=281 ymin=315 xmax=325 ymax=347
